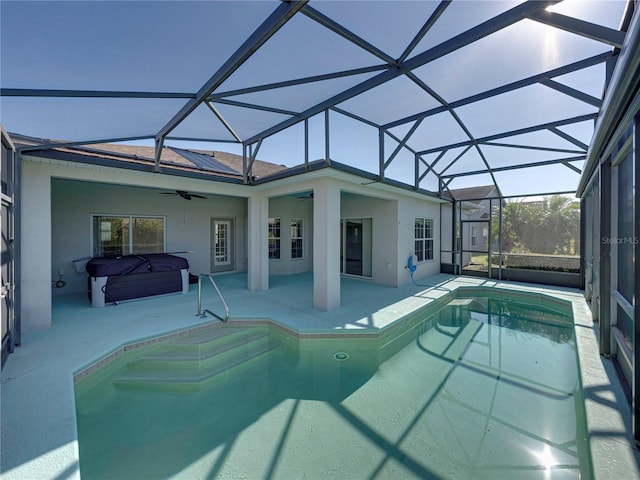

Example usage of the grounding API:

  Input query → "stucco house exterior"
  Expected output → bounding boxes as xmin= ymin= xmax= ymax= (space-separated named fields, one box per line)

xmin=13 ymin=133 xmax=446 ymax=333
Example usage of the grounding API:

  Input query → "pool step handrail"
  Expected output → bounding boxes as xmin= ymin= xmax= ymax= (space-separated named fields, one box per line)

xmin=197 ymin=274 xmax=230 ymax=322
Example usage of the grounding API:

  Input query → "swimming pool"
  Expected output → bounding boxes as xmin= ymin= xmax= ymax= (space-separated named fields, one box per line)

xmin=74 ymin=289 xmax=589 ymax=479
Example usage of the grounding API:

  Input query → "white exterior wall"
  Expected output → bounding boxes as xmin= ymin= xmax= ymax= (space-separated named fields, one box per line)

xmin=334 ymin=180 xmax=443 ymax=287
xmin=396 ymin=195 xmax=441 ymax=285
xmin=267 ymin=195 xmax=313 ymax=275
xmin=340 ymin=192 xmax=398 ymax=287
xmin=22 ymin=155 xmax=446 ymax=325
xmin=51 ymin=178 xmax=247 ymax=295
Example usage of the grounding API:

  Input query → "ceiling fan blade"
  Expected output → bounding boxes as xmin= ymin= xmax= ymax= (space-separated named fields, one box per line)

xmin=157 ymin=190 xmax=206 ymax=200
xmin=175 ymin=190 xmax=192 ymax=200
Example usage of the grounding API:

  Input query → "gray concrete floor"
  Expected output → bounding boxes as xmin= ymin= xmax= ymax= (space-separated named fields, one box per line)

xmin=1 ymin=273 xmax=638 ymax=479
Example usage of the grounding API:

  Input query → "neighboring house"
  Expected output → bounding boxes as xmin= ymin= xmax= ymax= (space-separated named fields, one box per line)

xmin=448 ymin=185 xmax=498 ymax=224
xmin=12 ymin=133 xmax=447 ymax=332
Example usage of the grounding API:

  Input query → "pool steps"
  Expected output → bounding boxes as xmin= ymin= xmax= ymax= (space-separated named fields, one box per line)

xmin=112 ymin=325 xmax=282 ymax=392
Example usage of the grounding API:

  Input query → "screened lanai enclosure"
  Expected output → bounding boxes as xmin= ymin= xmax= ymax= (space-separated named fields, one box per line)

xmin=1 ymin=0 xmax=627 ymax=193
xmin=2 ymin=0 xmax=640 ymax=465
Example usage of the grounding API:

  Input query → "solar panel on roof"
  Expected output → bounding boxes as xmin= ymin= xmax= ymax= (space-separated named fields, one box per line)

xmin=169 ymin=147 xmax=239 ymax=175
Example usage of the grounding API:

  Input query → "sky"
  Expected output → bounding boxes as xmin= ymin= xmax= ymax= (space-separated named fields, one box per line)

xmin=0 ymin=0 xmax=629 ymax=197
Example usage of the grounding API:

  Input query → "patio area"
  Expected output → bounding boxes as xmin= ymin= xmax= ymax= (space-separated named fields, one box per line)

xmin=1 ymin=273 xmax=639 ymax=479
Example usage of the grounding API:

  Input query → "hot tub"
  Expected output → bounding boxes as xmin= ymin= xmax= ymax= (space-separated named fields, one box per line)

xmin=86 ymin=254 xmax=190 ymax=307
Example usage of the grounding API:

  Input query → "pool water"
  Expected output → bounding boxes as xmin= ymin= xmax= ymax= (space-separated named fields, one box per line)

xmin=74 ymin=293 xmax=589 ymax=479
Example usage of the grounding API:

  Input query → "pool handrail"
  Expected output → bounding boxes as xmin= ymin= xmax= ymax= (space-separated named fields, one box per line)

xmin=196 ymin=274 xmax=230 ymax=322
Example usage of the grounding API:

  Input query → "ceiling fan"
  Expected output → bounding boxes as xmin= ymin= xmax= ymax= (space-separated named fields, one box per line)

xmin=296 ymin=192 xmax=313 ymax=201
xmin=159 ymin=190 xmax=207 ymax=200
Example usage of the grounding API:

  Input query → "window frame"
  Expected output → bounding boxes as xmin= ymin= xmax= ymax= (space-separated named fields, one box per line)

xmin=91 ymin=214 xmax=166 ymax=257
xmin=290 ymin=218 xmax=304 ymax=260
xmin=414 ymin=217 xmax=435 ymax=263
xmin=268 ymin=217 xmax=281 ymax=260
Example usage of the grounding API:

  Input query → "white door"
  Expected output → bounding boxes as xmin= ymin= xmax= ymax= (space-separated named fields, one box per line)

xmin=211 ymin=218 xmax=234 ymax=272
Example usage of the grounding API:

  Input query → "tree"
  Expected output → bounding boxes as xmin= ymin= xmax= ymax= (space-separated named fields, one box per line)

xmin=494 ymin=195 xmax=580 ymax=255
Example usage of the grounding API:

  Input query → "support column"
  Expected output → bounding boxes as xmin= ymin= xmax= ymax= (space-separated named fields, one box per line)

xmin=247 ymin=194 xmax=268 ymax=291
xmin=21 ymin=161 xmax=52 ymax=330
xmin=313 ymin=179 xmax=340 ymax=310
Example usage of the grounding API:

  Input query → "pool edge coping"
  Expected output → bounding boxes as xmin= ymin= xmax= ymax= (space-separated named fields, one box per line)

xmin=74 ymin=284 xmax=573 ymax=381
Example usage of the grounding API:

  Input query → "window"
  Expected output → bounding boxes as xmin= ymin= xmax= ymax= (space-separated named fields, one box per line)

xmin=268 ymin=218 xmax=281 ymax=260
xmin=92 ymin=215 xmax=165 ymax=257
xmin=291 ymin=219 xmax=303 ymax=259
xmin=471 ymin=225 xmax=477 ymax=247
xmin=415 ymin=217 xmax=434 ymax=262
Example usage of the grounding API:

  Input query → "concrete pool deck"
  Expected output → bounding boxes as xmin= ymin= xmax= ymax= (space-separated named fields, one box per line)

xmin=1 ymin=273 xmax=639 ymax=479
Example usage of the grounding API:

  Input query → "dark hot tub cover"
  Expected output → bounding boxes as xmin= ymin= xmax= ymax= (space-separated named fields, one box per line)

xmin=86 ymin=254 xmax=189 ymax=277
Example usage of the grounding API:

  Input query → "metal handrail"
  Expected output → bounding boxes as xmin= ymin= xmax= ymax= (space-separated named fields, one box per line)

xmin=196 ymin=274 xmax=230 ymax=322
